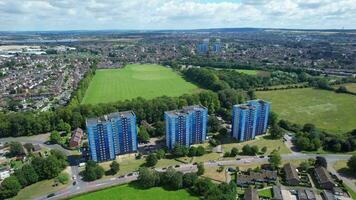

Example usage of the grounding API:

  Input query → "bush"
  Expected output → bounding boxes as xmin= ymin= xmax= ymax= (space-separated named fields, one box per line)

xmin=146 ymin=153 xmax=158 ymax=167
xmin=57 ymin=172 xmax=69 ymax=184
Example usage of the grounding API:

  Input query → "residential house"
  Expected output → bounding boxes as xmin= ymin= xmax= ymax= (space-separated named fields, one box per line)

xmin=236 ymin=170 xmax=277 ymax=187
xmin=244 ymin=187 xmax=259 ymax=200
xmin=69 ymin=128 xmax=83 ymax=148
xmin=272 ymin=186 xmax=283 ymax=200
xmin=314 ymin=167 xmax=334 ymax=190
xmin=284 ymin=163 xmax=300 ymax=185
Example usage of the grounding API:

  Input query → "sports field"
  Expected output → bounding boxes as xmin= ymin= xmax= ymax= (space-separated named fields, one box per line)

xmin=257 ymin=88 xmax=356 ymax=134
xmin=81 ymin=64 xmax=199 ymax=104
xmin=71 ymin=184 xmax=198 ymax=200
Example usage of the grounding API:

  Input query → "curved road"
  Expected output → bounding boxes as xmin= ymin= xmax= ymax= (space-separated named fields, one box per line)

xmin=1 ymin=134 xmax=354 ymax=199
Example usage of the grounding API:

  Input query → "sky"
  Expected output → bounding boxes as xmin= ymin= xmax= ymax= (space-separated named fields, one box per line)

xmin=0 ymin=0 xmax=356 ymax=31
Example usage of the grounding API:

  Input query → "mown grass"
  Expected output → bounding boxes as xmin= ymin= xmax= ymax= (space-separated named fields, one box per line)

xmin=82 ymin=64 xmax=199 ymax=104
xmin=71 ymin=184 xmax=198 ymax=200
xmin=256 ymin=88 xmax=356 ymax=134
xmin=222 ymin=135 xmax=291 ymax=155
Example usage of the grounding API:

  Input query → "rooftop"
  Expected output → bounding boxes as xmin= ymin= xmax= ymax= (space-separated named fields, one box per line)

xmin=165 ymin=105 xmax=207 ymax=117
xmin=86 ymin=111 xmax=135 ymax=125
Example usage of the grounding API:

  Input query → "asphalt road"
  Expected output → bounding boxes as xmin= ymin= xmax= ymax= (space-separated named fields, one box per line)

xmin=1 ymin=134 xmax=354 ymax=199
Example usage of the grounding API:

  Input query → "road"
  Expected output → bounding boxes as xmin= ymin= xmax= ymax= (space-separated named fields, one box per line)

xmin=1 ymin=134 xmax=354 ymax=199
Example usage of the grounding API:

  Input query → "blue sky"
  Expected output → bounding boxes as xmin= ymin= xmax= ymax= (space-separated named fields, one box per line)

xmin=0 ymin=0 xmax=355 ymax=31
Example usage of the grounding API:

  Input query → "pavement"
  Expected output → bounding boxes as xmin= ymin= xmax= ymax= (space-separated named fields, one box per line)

xmin=1 ymin=133 xmax=355 ymax=199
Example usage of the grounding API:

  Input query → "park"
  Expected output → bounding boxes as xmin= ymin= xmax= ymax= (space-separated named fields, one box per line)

xmin=81 ymin=64 xmax=199 ymax=104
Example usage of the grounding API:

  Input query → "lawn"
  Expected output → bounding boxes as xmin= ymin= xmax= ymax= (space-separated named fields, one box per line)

xmin=236 ymin=69 xmax=258 ymax=75
xmin=258 ymin=188 xmax=273 ymax=198
xmin=202 ymin=166 xmax=226 ymax=182
xmin=256 ymin=88 xmax=356 ymax=133
xmin=82 ymin=64 xmax=199 ymax=104
xmin=12 ymin=179 xmax=69 ymax=200
xmin=222 ymin=135 xmax=291 ymax=155
xmin=71 ymin=184 xmax=198 ymax=200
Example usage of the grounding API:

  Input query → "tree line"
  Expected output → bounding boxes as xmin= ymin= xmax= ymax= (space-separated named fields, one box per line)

xmin=280 ymin=120 xmax=356 ymax=153
xmin=136 ymin=166 xmax=237 ymax=200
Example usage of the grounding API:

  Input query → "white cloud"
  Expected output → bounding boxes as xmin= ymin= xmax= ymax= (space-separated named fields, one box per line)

xmin=0 ymin=0 xmax=355 ymax=31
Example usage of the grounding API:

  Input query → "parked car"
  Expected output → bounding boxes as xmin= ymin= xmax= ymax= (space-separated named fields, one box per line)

xmin=47 ymin=193 xmax=56 ymax=198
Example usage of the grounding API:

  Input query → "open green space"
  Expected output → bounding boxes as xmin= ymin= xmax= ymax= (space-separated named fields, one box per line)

xmin=235 ymin=69 xmax=258 ymax=75
xmin=222 ymin=136 xmax=291 ymax=155
xmin=82 ymin=64 xmax=199 ymax=104
xmin=256 ymin=88 xmax=356 ymax=133
xmin=258 ymin=188 xmax=273 ymax=198
xmin=71 ymin=184 xmax=198 ymax=200
xmin=12 ymin=179 xmax=68 ymax=200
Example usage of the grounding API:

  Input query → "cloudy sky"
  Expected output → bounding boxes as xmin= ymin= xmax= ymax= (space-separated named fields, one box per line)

xmin=0 ymin=0 xmax=356 ymax=31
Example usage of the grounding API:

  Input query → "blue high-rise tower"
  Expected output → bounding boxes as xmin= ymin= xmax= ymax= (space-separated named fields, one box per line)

xmin=86 ymin=111 xmax=138 ymax=162
xmin=231 ymin=104 xmax=258 ymax=141
xmin=247 ymin=100 xmax=270 ymax=135
xmin=165 ymin=105 xmax=208 ymax=149
xmin=231 ymin=99 xmax=270 ymax=141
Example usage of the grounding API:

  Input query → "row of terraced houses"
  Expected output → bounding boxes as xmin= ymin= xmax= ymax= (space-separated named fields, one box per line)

xmin=86 ymin=100 xmax=270 ymax=162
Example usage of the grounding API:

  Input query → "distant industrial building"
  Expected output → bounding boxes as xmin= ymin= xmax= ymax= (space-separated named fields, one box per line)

xmin=165 ymin=105 xmax=208 ymax=149
xmin=86 ymin=111 xmax=138 ymax=162
xmin=231 ymin=99 xmax=270 ymax=141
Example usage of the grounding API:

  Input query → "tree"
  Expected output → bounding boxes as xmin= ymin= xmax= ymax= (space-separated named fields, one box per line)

xmin=302 ymin=123 xmax=316 ymax=133
xmin=9 ymin=141 xmax=24 ymax=157
xmin=196 ymin=146 xmax=205 ymax=156
xmin=138 ymin=126 xmax=150 ymax=143
xmin=23 ymin=143 xmax=34 ymax=153
xmin=155 ymin=149 xmax=166 ymax=159
xmin=146 ymin=153 xmax=158 ymax=167
xmin=315 ymin=156 xmax=327 ymax=168
xmin=230 ymin=147 xmax=239 ymax=157
xmin=261 ymin=146 xmax=267 ymax=154
xmin=57 ymin=172 xmax=69 ymax=184
xmin=299 ymin=161 xmax=310 ymax=171
xmin=268 ymin=150 xmax=281 ymax=169
xmin=208 ymin=116 xmax=222 ymax=133
xmin=191 ymin=178 xmax=214 ymax=197
xmin=137 ymin=167 xmax=159 ymax=188
xmin=0 ymin=176 xmax=22 ymax=199
xmin=197 ymin=163 xmax=205 ymax=176
xmin=270 ymin=124 xmax=284 ymax=139
xmin=347 ymin=155 xmax=356 ymax=171
xmin=188 ymin=147 xmax=197 ymax=157
xmin=172 ymin=144 xmax=189 ymax=157
xmin=50 ymin=131 xmax=61 ymax=144
xmin=268 ymin=112 xmax=278 ymax=126
xmin=21 ymin=164 xmax=38 ymax=185
xmin=183 ymin=172 xmax=198 ymax=188
xmin=83 ymin=160 xmax=104 ymax=181
xmin=154 ymin=121 xmax=165 ymax=137
xmin=110 ymin=161 xmax=120 ymax=175
xmin=42 ymin=155 xmax=63 ymax=179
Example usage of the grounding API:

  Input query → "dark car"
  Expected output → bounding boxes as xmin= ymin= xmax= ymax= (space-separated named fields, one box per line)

xmin=47 ymin=193 xmax=56 ymax=198
xmin=127 ymin=173 xmax=133 ymax=176
xmin=175 ymin=165 xmax=180 ymax=168
xmin=259 ymin=155 xmax=265 ymax=158
xmin=73 ymin=181 xmax=77 ymax=186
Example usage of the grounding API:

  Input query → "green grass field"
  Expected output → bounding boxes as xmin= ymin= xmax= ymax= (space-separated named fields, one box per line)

xmin=71 ymin=184 xmax=198 ymax=200
xmin=257 ymin=88 xmax=356 ymax=133
xmin=82 ymin=64 xmax=199 ymax=104
xmin=222 ymin=136 xmax=291 ymax=155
